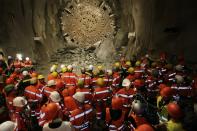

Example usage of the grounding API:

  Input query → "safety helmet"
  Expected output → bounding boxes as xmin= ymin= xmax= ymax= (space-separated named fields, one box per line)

xmin=158 ymin=84 xmax=167 ymax=91
xmin=132 ymin=100 xmax=145 ymax=115
xmin=77 ymin=79 xmax=84 ymax=87
xmin=114 ymin=62 xmax=121 ymax=69
xmin=8 ymin=56 xmax=12 ymax=59
xmin=61 ymin=67 xmax=67 ymax=73
xmin=30 ymin=77 xmax=37 ymax=85
xmin=31 ymin=72 xmax=38 ymax=78
xmin=13 ymin=97 xmax=27 ymax=107
xmin=49 ymin=91 xmax=61 ymax=102
xmin=122 ymin=79 xmax=131 ymax=87
xmin=6 ymin=77 xmax=14 ymax=85
xmin=4 ymin=84 xmax=15 ymax=94
xmin=88 ymin=65 xmax=94 ymax=71
xmin=128 ymin=67 xmax=135 ymax=74
xmin=175 ymin=65 xmax=183 ymax=72
xmin=160 ymin=87 xmax=173 ymax=98
xmin=96 ymin=78 xmax=105 ymax=87
xmin=167 ymin=103 xmax=183 ymax=119
xmin=97 ymin=65 xmax=103 ymax=71
xmin=50 ymin=65 xmax=58 ymax=72
xmin=106 ymin=69 xmax=113 ymax=76
xmin=0 ymin=121 xmax=16 ymax=131
xmin=42 ymin=103 xmax=59 ymax=121
xmin=25 ymin=57 xmax=30 ymax=61
xmin=135 ymin=61 xmax=141 ymax=67
xmin=125 ymin=61 xmax=131 ymax=67
xmin=22 ymin=70 xmax=29 ymax=76
xmin=175 ymin=75 xmax=184 ymax=84
xmin=47 ymin=80 xmax=56 ymax=87
xmin=135 ymin=124 xmax=154 ymax=131
xmin=67 ymin=65 xmax=73 ymax=72
xmin=38 ymin=75 xmax=45 ymax=80
xmin=111 ymin=97 xmax=123 ymax=110
xmin=73 ymin=92 xmax=85 ymax=103
xmin=60 ymin=64 xmax=66 ymax=69
xmin=51 ymin=72 xmax=58 ymax=78
xmin=55 ymin=80 xmax=64 ymax=89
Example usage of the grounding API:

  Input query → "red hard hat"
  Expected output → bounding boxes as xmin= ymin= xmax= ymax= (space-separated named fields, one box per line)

xmin=135 ymin=124 xmax=154 ymax=131
xmin=111 ymin=97 xmax=123 ymax=110
xmin=134 ymin=79 xmax=144 ymax=87
xmin=6 ymin=77 xmax=14 ymax=85
xmin=167 ymin=103 xmax=183 ymax=119
xmin=0 ymin=68 xmax=3 ymax=74
xmin=160 ymin=87 xmax=173 ymax=98
xmin=41 ymin=103 xmax=58 ymax=121
xmin=158 ymin=84 xmax=166 ymax=91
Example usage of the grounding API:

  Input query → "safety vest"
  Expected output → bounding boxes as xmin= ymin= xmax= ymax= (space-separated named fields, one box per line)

xmin=24 ymin=85 xmax=43 ymax=102
xmin=106 ymin=108 xmax=126 ymax=131
xmin=78 ymin=74 xmax=92 ymax=88
xmin=116 ymin=88 xmax=135 ymax=108
xmin=93 ymin=87 xmax=111 ymax=102
xmin=76 ymin=88 xmax=93 ymax=104
xmin=61 ymin=72 xmax=78 ymax=87
xmin=69 ymin=105 xmax=93 ymax=131
xmin=112 ymin=72 xmax=121 ymax=88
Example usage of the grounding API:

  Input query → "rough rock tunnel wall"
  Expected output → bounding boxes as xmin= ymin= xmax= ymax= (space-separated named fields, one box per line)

xmin=0 ymin=0 xmax=197 ymax=64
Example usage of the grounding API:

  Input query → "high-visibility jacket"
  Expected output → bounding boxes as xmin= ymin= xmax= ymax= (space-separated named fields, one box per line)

xmin=61 ymin=86 xmax=76 ymax=97
xmin=171 ymin=84 xmax=193 ymax=97
xmin=69 ymin=104 xmax=93 ymax=131
xmin=64 ymin=96 xmax=79 ymax=112
xmin=129 ymin=113 xmax=148 ymax=127
xmin=116 ymin=88 xmax=135 ymax=108
xmin=78 ymin=74 xmax=92 ymax=88
xmin=126 ymin=74 xmax=135 ymax=82
xmin=36 ymin=81 xmax=46 ymax=92
xmin=61 ymin=72 xmax=78 ymax=87
xmin=92 ymin=77 xmax=98 ymax=88
xmin=103 ymin=76 xmax=113 ymax=88
xmin=13 ymin=110 xmax=27 ymax=131
xmin=24 ymin=85 xmax=43 ymax=102
xmin=43 ymin=86 xmax=56 ymax=97
xmin=112 ymin=72 xmax=121 ymax=88
xmin=76 ymin=88 xmax=93 ymax=104
xmin=106 ymin=108 xmax=126 ymax=131
xmin=43 ymin=121 xmax=72 ymax=131
xmin=93 ymin=87 xmax=111 ymax=119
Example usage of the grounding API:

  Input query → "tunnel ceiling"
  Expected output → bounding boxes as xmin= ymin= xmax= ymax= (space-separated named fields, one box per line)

xmin=61 ymin=0 xmax=116 ymax=45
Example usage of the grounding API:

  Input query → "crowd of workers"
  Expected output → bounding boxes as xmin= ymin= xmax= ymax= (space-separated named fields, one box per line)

xmin=0 ymin=51 xmax=197 ymax=131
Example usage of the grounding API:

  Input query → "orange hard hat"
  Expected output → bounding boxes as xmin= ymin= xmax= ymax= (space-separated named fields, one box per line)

xmin=135 ymin=124 xmax=154 ymax=131
xmin=134 ymin=79 xmax=144 ymax=87
xmin=167 ymin=103 xmax=183 ymax=119
xmin=111 ymin=97 xmax=123 ymax=110
xmin=55 ymin=79 xmax=64 ymax=90
xmin=6 ymin=77 xmax=14 ymax=85
xmin=160 ymin=87 xmax=173 ymax=98
xmin=31 ymin=72 xmax=38 ymax=78
xmin=42 ymin=103 xmax=58 ymax=121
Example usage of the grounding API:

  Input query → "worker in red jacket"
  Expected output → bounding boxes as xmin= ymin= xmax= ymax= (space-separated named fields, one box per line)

xmin=93 ymin=78 xmax=111 ymax=120
xmin=78 ymin=67 xmax=92 ymax=88
xmin=42 ymin=80 xmax=57 ymax=97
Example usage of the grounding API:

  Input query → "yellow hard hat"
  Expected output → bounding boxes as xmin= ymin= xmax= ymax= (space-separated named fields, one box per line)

xmin=128 ymin=67 xmax=135 ymax=74
xmin=61 ymin=67 xmax=67 ymax=73
xmin=51 ymin=72 xmax=58 ymax=78
xmin=97 ymin=65 xmax=103 ymax=71
xmin=135 ymin=61 xmax=141 ymax=67
xmin=126 ymin=61 xmax=131 ymax=67
xmin=38 ymin=75 xmax=45 ymax=80
xmin=114 ymin=62 xmax=121 ymax=68
xmin=77 ymin=79 xmax=84 ymax=87
xmin=96 ymin=78 xmax=105 ymax=87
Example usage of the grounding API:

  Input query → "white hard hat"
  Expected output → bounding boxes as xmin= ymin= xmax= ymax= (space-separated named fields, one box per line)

xmin=47 ymin=80 xmax=56 ymax=87
xmin=73 ymin=92 xmax=85 ymax=103
xmin=13 ymin=97 xmax=27 ymax=107
xmin=175 ymin=65 xmax=183 ymax=71
xmin=67 ymin=65 xmax=73 ymax=70
xmin=22 ymin=70 xmax=29 ymax=76
xmin=175 ymin=75 xmax=184 ymax=84
xmin=0 ymin=121 xmax=16 ymax=131
xmin=50 ymin=65 xmax=57 ymax=72
xmin=131 ymin=100 xmax=145 ymax=115
xmin=60 ymin=64 xmax=66 ymax=68
xmin=88 ymin=65 xmax=94 ymax=71
xmin=49 ymin=91 xmax=61 ymax=102
xmin=8 ymin=56 xmax=12 ymax=59
xmin=122 ymin=79 xmax=131 ymax=87
xmin=25 ymin=57 xmax=30 ymax=61
xmin=106 ymin=69 xmax=113 ymax=76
